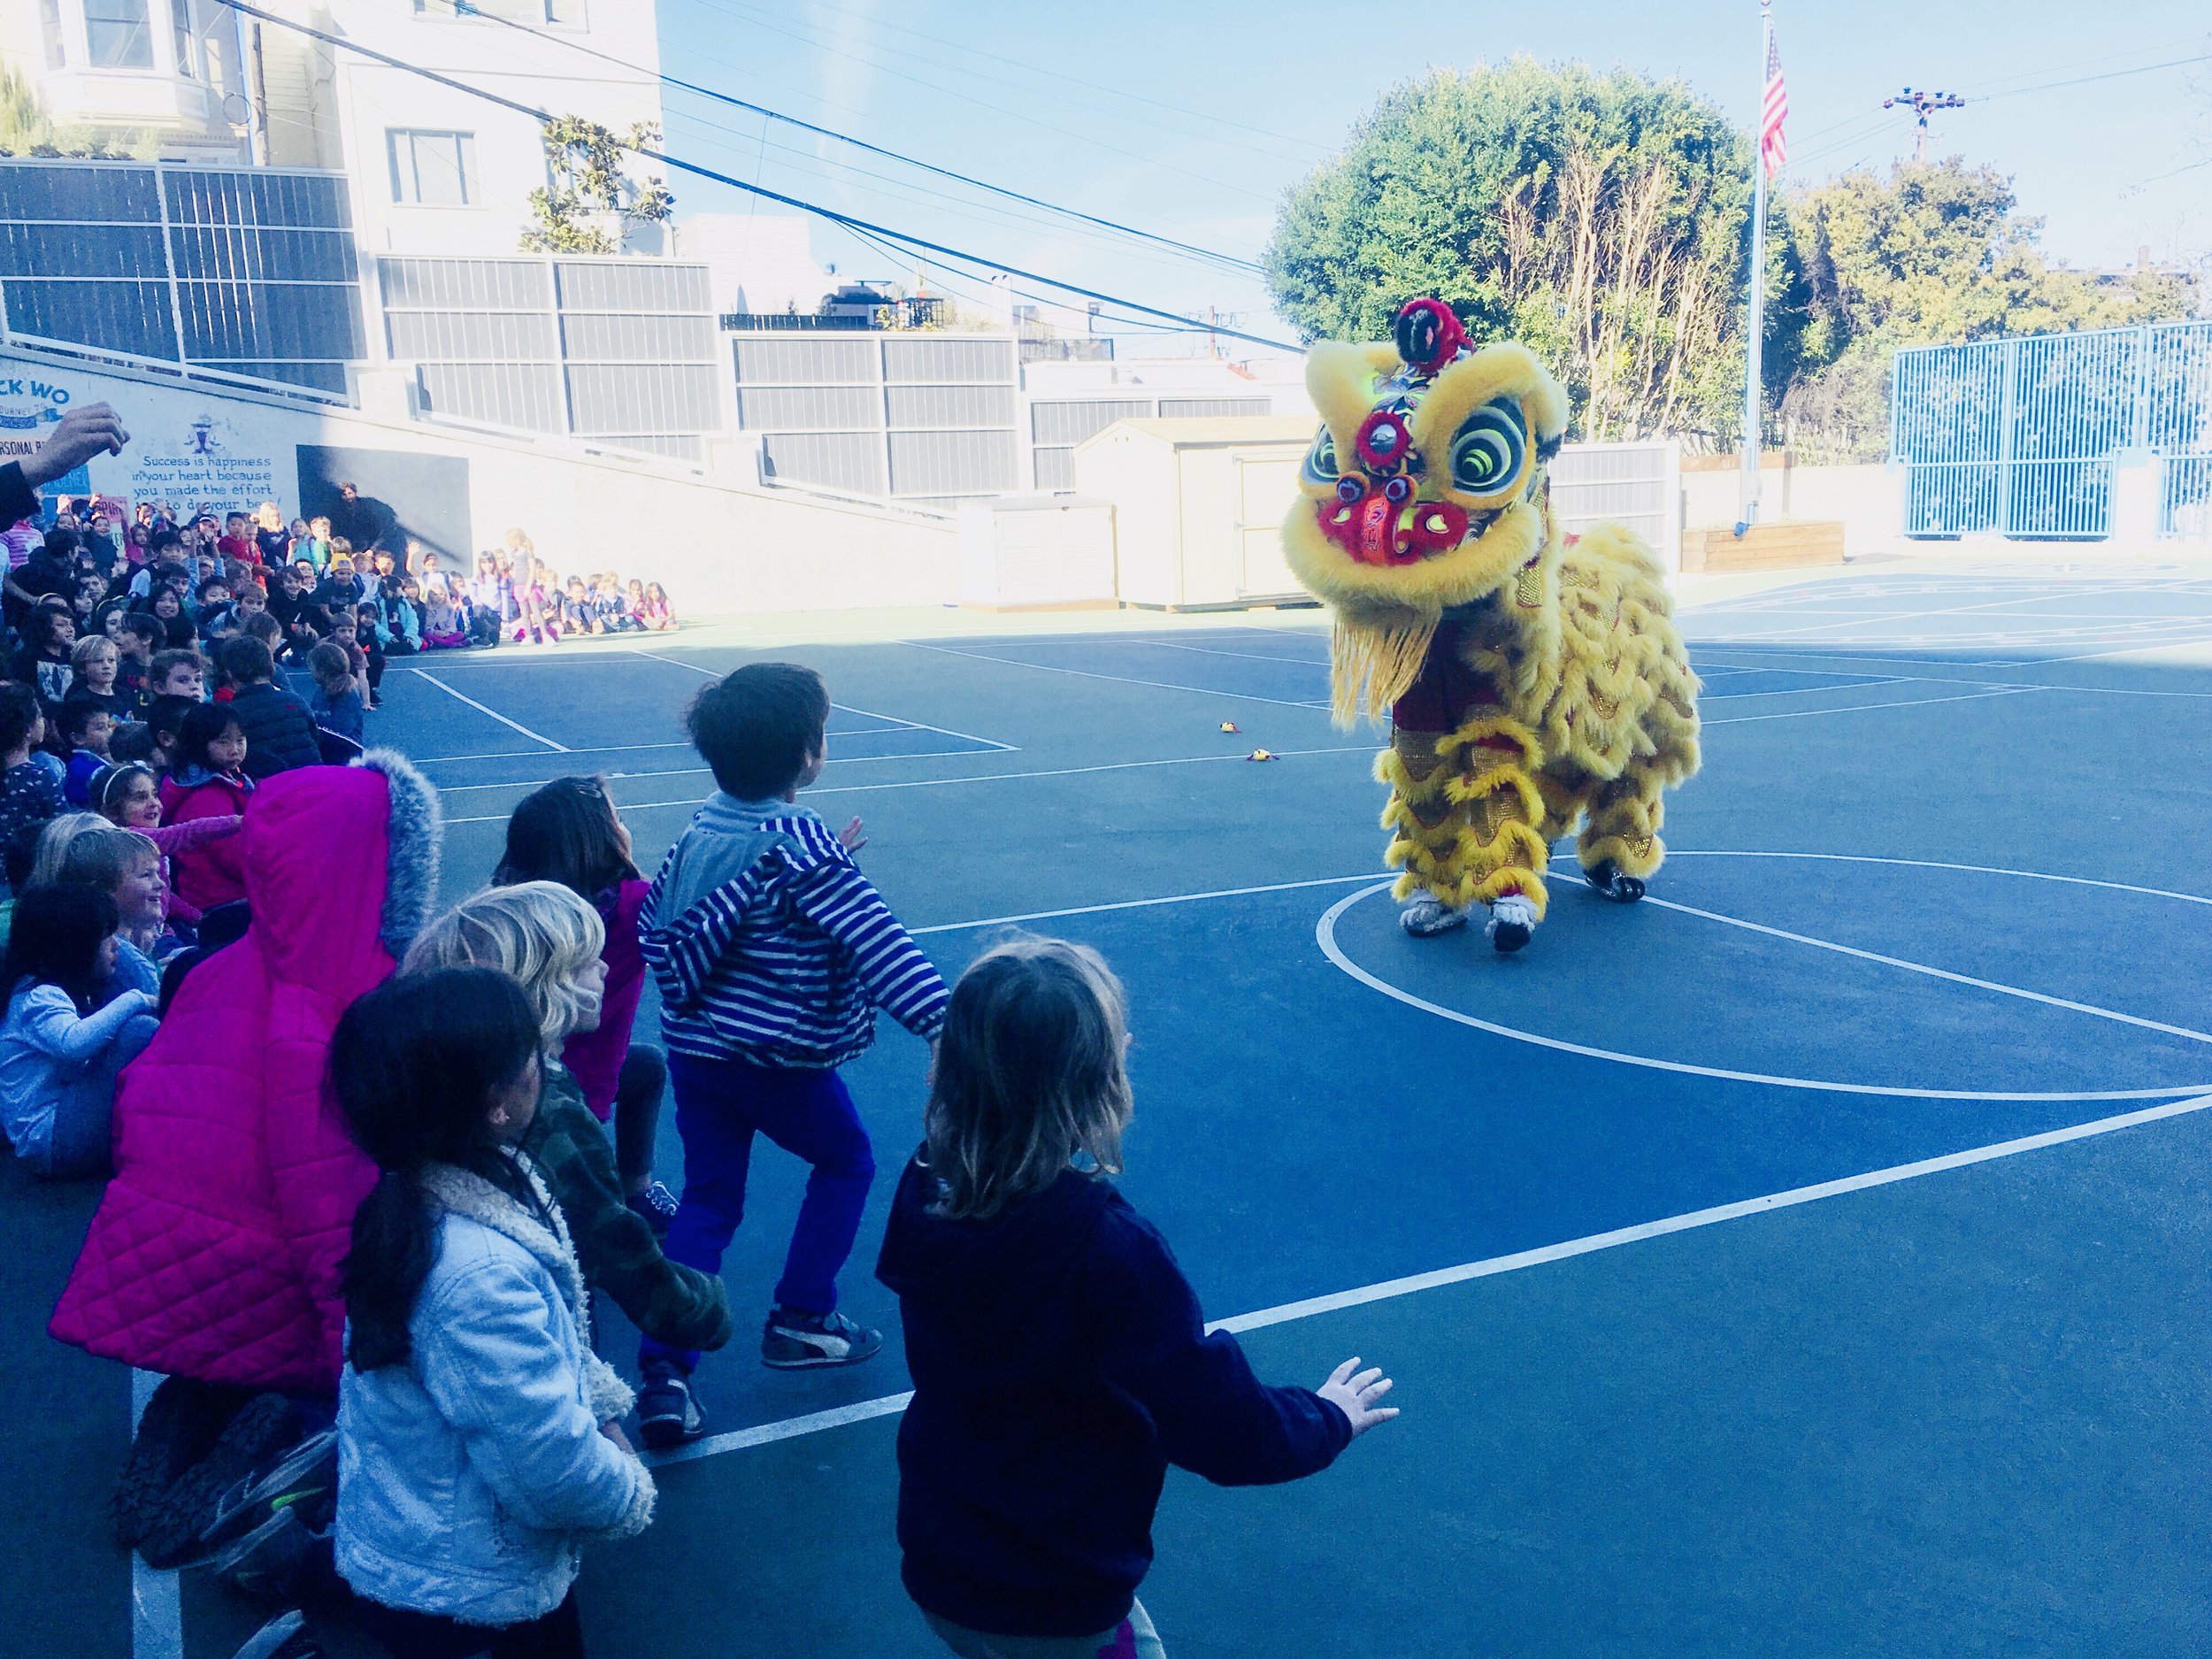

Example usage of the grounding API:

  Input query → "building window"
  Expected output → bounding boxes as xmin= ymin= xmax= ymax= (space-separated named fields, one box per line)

xmin=388 ymin=130 xmax=479 ymax=207
xmin=84 ymin=0 xmax=156 ymax=66
xmin=38 ymin=0 xmax=66 ymax=66
xmin=170 ymin=0 xmax=193 ymax=76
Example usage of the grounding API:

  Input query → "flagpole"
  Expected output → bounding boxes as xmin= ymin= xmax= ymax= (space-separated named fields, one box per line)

xmin=1741 ymin=0 xmax=1771 ymax=527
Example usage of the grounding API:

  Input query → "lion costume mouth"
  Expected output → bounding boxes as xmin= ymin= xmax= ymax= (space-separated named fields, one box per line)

xmin=1314 ymin=488 xmax=1473 ymax=565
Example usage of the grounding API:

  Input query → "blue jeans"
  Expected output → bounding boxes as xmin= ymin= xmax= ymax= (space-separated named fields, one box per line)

xmin=639 ymin=1052 xmax=875 ymax=1374
xmin=35 ymin=1012 xmax=157 ymax=1179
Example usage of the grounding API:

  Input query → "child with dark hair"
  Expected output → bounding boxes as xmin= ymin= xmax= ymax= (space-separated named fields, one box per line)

xmin=632 ymin=662 xmax=949 ymax=1447
xmin=116 ymin=613 xmax=160 ymax=712
xmin=58 ymin=695 xmax=116 ymax=806
xmin=493 ymin=776 xmax=671 ymax=1225
xmin=0 ymin=884 xmax=158 ymax=1178
xmin=9 ymin=599 xmax=78 ymax=708
xmin=160 ymin=703 xmax=252 ymax=913
xmin=0 ymin=683 xmax=62 ymax=891
xmin=219 ymin=636 xmax=321 ymax=778
xmin=330 ymin=967 xmax=656 ymax=1653
xmin=145 ymin=648 xmax=204 ymax=704
xmin=142 ymin=693 xmax=196 ymax=779
xmin=305 ymin=641 xmax=365 ymax=744
xmin=879 ymin=939 xmax=1396 ymax=1659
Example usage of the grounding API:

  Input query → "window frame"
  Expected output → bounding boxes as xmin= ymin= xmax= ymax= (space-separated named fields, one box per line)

xmin=387 ymin=128 xmax=481 ymax=209
xmin=81 ymin=0 xmax=157 ymax=69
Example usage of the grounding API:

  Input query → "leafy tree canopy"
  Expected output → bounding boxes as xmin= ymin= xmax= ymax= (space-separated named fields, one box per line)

xmin=1269 ymin=62 xmax=2193 ymax=458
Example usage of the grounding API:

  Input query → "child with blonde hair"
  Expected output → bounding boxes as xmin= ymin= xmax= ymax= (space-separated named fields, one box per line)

xmin=401 ymin=883 xmax=733 ymax=1368
xmin=877 ymin=937 xmax=1397 ymax=1659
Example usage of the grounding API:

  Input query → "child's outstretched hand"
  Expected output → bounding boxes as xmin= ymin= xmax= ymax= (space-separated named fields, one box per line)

xmin=1317 ymin=1357 xmax=1399 ymax=1438
xmin=839 ymin=816 xmax=867 ymax=853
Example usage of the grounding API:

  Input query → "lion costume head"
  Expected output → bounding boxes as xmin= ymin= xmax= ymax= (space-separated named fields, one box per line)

xmin=1281 ymin=298 xmax=1571 ymax=724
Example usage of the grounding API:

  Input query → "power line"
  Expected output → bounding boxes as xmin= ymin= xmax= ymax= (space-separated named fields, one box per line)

xmin=675 ymin=0 xmax=1279 ymax=205
xmin=454 ymin=0 xmax=1263 ymax=277
xmin=212 ymin=0 xmax=1302 ymax=353
xmin=710 ymin=0 xmax=1328 ymax=158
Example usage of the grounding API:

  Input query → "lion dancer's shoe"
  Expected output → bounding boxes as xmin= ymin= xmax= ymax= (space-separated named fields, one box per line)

xmin=1578 ymin=775 xmax=1666 ymax=908
xmin=1381 ymin=715 xmax=1551 ymax=954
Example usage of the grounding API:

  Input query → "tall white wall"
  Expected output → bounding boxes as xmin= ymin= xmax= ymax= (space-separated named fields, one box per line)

xmin=2 ymin=345 xmax=957 ymax=614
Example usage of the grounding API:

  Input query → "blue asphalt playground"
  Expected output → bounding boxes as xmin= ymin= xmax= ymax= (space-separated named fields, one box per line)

xmin=10 ymin=564 xmax=2212 ymax=1658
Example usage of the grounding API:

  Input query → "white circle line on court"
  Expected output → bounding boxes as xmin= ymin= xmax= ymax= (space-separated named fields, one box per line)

xmin=1315 ymin=853 xmax=2212 ymax=1102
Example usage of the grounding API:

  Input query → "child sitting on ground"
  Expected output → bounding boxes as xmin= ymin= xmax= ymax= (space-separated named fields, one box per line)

xmin=0 ymin=885 xmax=158 ymax=1179
xmin=419 ymin=580 xmax=467 ymax=650
xmin=330 ymin=968 xmax=656 ymax=1651
xmin=306 ymin=641 xmax=365 ymax=745
xmin=55 ymin=826 xmax=169 ymax=978
xmin=0 ymin=685 xmax=62 ymax=891
xmin=88 ymin=762 xmax=237 ymax=941
xmin=633 ymin=662 xmax=949 ymax=1449
xmin=493 ymin=777 xmax=674 ymax=1227
xmin=58 ymin=696 xmax=116 ymax=806
xmin=635 ymin=581 xmax=675 ymax=632
xmin=145 ymin=649 xmax=205 ymax=704
xmin=402 ymin=883 xmax=733 ymax=1369
xmin=877 ymin=938 xmax=1398 ymax=1659
xmin=159 ymin=704 xmax=253 ymax=914
xmin=69 ymin=635 xmax=127 ymax=722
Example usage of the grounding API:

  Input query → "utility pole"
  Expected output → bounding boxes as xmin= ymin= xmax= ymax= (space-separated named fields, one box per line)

xmin=1883 ymin=87 xmax=1965 ymax=165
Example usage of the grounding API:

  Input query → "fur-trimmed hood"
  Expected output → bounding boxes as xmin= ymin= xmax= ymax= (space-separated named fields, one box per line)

xmin=419 ymin=1154 xmax=635 ymax=1425
xmin=51 ymin=756 xmax=452 ymax=1391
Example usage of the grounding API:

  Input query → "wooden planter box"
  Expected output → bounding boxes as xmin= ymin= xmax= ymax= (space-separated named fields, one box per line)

xmin=1682 ymin=520 xmax=1846 ymax=572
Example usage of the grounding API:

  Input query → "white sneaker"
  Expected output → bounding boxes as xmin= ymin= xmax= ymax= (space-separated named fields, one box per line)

xmin=1399 ymin=895 xmax=1468 ymax=937
xmin=1486 ymin=894 xmax=1538 ymax=954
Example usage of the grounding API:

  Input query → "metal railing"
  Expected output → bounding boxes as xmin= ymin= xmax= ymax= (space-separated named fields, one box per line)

xmin=1892 ymin=319 xmax=2212 ymax=541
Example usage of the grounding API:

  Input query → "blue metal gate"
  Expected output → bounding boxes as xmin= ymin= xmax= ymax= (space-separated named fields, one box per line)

xmin=1892 ymin=319 xmax=2212 ymax=541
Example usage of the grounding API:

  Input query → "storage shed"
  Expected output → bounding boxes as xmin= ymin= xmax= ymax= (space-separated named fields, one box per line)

xmin=1071 ymin=416 xmax=1317 ymax=610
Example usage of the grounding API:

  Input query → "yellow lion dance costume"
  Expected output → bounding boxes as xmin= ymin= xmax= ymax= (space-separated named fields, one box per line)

xmin=1283 ymin=298 xmax=1701 ymax=953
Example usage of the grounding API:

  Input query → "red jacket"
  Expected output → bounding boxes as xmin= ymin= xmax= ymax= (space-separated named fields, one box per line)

xmin=559 ymin=878 xmax=649 ymax=1121
xmin=160 ymin=768 xmax=254 ymax=913
xmin=50 ymin=751 xmax=440 ymax=1390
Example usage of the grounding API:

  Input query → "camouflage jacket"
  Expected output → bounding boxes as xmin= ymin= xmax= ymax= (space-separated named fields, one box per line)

xmin=525 ymin=1062 xmax=733 ymax=1354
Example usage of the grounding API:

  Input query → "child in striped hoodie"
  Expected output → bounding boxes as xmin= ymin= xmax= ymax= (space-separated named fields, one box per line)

xmin=634 ymin=662 xmax=948 ymax=1448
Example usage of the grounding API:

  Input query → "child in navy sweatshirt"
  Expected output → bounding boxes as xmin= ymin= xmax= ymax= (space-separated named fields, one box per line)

xmin=877 ymin=938 xmax=1398 ymax=1659
xmin=635 ymin=661 xmax=948 ymax=1448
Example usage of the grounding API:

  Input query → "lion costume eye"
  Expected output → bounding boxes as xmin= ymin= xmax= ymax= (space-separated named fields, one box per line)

xmin=1302 ymin=425 xmax=1340 ymax=486
xmin=1448 ymin=400 xmax=1527 ymax=495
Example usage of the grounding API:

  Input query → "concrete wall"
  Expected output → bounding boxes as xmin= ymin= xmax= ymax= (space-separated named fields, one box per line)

xmin=1682 ymin=459 xmax=1912 ymax=558
xmin=1 ymin=345 xmax=957 ymax=614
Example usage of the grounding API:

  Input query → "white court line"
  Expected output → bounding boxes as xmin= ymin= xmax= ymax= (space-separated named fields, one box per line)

xmin=132 ymin=1368 xmax=181 ymax=1659
xmin=1689 ymin=644 xmax=2212 ymax=686
xmin=1660 ymin=849 xmax=2212 ymax=907
xmin=1641 ymin=893 xmax=2212 ymax=1047
xmin=1701 ymin=686 xmax=2040 ymax=725
xmin=1316 ymin=881 xmax=2208 ymax=1102
xmin=1699 ymin=676 xmax=1939 ymax=701
xmin=440 ymin=746 xmax=1378 ymax=825
xmin=910 ymin=872 xmax=1391 ymax=936
xmin=648 ymin=1092 xmax=2212 ymax=1467
xmin=901 ymin=638 xmax=1336 ymax=711
xmin=627 ymin=645 xmax=1018 ymax=750
xmin=411 ymin=740 xmax=695 ymax=764
xmin=403 ymin=668 xmax=568 ymax=752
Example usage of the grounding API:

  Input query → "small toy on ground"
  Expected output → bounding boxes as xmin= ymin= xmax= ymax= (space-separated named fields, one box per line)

xmin=1280 ymin=298 xmax=1701 ymax=955
xmin=1247 ymin=749 xmax=1277 ymax=762
xmin=1221 ymin=721 xmax=1242 ymax=733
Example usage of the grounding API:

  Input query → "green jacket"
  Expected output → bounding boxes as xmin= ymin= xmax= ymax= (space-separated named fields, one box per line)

xmin=525 ymin=1061 xmax=733 ymax=1353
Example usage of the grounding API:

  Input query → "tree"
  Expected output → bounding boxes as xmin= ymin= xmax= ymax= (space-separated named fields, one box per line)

xmin=1781 ymin=158 xmax=2190 ymax=460
xmin=1265 ymin=60 xmax=1767 ymax=449
xmin=521 ymin=115 xmax=674 ymax=255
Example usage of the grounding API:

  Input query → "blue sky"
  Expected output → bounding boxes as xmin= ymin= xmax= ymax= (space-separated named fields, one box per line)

xmin=651 ymin=0 xmax=2212 ymax=348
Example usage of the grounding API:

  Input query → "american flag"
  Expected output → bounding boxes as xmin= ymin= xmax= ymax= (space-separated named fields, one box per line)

xmin=1760 ymin=25 xmax=1789 ymax=178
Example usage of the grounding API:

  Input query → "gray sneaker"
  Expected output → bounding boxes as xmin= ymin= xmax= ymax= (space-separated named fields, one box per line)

xmin=1399 ymin=895 xmax=1468 ymax=937
xmin=762 ymin=1309 xmax=884 ymax=1370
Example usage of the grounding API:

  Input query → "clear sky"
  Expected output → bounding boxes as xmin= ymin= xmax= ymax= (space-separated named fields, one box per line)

xmin=650 ymin=0 xmax=2212 ymax=349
